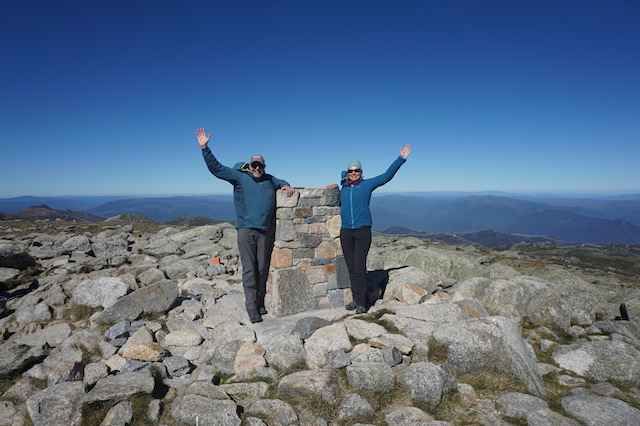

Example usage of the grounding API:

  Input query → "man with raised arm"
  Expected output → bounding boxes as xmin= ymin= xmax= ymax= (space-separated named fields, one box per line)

xmin=197 ymin=128 xmax=294 ymax=323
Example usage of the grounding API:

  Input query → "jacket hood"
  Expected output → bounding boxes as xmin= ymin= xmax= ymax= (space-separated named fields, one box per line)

xmin=233 ymin=162 xmax=250 ymax=172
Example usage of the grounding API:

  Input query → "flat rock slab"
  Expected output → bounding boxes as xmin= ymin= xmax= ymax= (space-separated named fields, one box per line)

xmin=171 ymin=395 xmax=241 ymax=426
xmin=26 ymin=381 xmax=86 ymax=426
xmin=94 ymin=280 xmax=178 ymax=324
xmin=561 ymin=395 xmax=640 ymax=426
xmin=82 ymin=371 xmax=155 ymax=404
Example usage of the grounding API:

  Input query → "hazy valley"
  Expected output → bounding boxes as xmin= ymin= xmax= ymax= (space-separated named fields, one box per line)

xmin=3 ymin=192 xmax=640 ymax=247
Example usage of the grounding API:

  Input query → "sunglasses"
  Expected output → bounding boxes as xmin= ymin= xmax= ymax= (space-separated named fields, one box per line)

xmin=348 ymin=169 xmax=361 ymax=173
xmin=251 ymin=162 xmax=264 ymax=169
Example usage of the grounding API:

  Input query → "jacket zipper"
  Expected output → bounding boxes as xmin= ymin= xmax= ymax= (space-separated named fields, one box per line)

xmin=349 ymin=185 xmax=355 ymax=229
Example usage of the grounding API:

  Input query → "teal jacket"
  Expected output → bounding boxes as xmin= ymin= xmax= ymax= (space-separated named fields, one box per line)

xmin=339 ymin=156 xmax=406 ymax=229
xmin=202 ymin=147 xmax=289 ymax=230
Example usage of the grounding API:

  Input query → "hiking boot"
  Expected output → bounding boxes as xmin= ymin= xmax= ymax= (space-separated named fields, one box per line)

xmin=345 ymin=301 xmax=357 ymax=310
xmin=356 ymin=305 xmax=368 ymax=314
xmin=248 ymin=310 xmax=263 ymax=323
xmin=258 ymin=306 xmax=268 ymax=315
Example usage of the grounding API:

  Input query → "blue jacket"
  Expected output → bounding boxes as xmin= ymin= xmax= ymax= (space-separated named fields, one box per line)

xmin=202 ymin=147 xmax=290 ymax=230
xmin=339 ymin=156 xmax=406 ymax=229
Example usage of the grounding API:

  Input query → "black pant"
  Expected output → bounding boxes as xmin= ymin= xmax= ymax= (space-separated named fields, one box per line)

xmin=237 ymin=228 xmax=275 ymax=312
xmin=340 ymin=227 xmax=372 ymax=307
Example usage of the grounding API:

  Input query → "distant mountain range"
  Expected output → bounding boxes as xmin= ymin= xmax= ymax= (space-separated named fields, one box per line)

xmin=369 ymin=194 xmax=640 ymax=245
xmin=0 ymin=205 xmax=106 ymax=222
xmin=85 ymin=195 xmax=236 ymax=223
xmin=2 ymin=193 xmax=640 ymax=245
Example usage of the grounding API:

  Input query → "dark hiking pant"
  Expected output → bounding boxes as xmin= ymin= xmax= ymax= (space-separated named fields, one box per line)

xmin=237 ymin=227 xmax=275 ymax=312
xmin=340 ymin=227 xmax=372 ymax=307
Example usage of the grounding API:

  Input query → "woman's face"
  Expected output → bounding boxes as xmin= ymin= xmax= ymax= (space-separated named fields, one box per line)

xmin=347 ymin=167 xmax=362 ymax=180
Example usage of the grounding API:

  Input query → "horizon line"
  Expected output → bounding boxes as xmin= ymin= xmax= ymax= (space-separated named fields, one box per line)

xmin=2 ymin=190 xmax=640 ymax=199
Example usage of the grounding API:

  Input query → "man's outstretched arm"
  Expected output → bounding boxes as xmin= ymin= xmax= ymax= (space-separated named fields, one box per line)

xmin=197 ymin=128 xmax=239 ymax=183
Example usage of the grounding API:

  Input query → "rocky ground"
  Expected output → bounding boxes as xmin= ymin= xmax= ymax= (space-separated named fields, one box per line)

xmin=1 ymin=220 xmax=640 ymax=425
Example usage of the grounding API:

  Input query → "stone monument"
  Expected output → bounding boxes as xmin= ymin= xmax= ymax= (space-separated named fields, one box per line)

xmin=269 ymin=188 xmax=350 ymax=316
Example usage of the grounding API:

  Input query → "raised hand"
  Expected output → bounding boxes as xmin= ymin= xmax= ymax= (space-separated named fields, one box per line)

xmin=196 ymin=128 xmax=211 ymax=148
xmin=400 ymin=144 xmax=412 ymax=159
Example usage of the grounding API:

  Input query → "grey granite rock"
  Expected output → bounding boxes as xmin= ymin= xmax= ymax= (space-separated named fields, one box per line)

xmin=271 ymin=267 xmax=315 ymax=316
xmin=291 ymin=316 xmax=332 ymax=339
xmin=171 ymin=395 xmax=240 ymax=426
xmin=496 ymin=392 xmax=548 ymax=418
xmin=247 ymin=399 xmax=298 ymax=425
xmin=397 ymin=362 xmax=457 ymax=405
xmin=561 ymin=394 xmax=640 ymax=426
xmin=72 ymin=277 xmax=129 ymax=308
xmin=304 ymin=322 xmax=352 ymax=369
xmin=385 ymin=406 xmax=434 ymax=424
xmin=433 ymin=316 xmax=546 ymax=397
xmin=346 ymin=362 xmax=395 ymax=393
xmin=94 ymin=280 xmax=178 ymax=324
xmin=16 ymin=322 xmax=71 ymax=347
xmin=26 ymin=381 xmax=86 ymax=426
xmin=553 ymin=340 xmax=640 ymax=387
xmin=163 ymin=355 xmax=193 ymax=377
xmin=338 ymin=393 xmax=375 ymax=420
xmin=0 ymin=343 xmax=46 ymax=379
xmin=278 ymin=369 xmax=338 ymax=404
xmin=104 ymin=320 xmax=131 ymax=340
xmin=0 ymin=242 xmax=36 ymax=269
xmin=100 ymin=400 xmax=133 ymax=426
xmin=82 ymin=371 xmax=155 ymax=404
xmin=264 ymin=333 xmax=305 ymax=370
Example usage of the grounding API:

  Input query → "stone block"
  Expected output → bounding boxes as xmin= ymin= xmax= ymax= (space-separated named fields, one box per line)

xmin=276 ymin=208 xmax=294 ymax=219
xmin=329 ymin=289 xmax=346 ymax=309
xmin=301 ymin=234 xmax=323 ymax=249
xmin=274 ymin=240 xmax=301 ymax=249
xmin=309 ymin=223 xmax=328 ymax=234
xmin=299 ymin=188 xmax=326 ymax=198
xmin=293 ymin=259 xmax=311 ymax=268
xmin=299 ymin=198 xmax=323 ymax=207
xmin=325 ymin=188 xmax=340 ymax=206
xmin=276 ymin=190 xmax=300 ymax=207
xmin=271 ymin=267 xmax=315 ymax=316
xmin=295 ymin=224 xmax=309 ymax=233
xmin=313 ymin=282 xmax=328 ymax=298
xmin=335 ymin=256 xmax=350 ymax=289
xmin=293 ymin=248 xmax=315 ymax=259
xmin=315 ymin=241 xmax=337 ymax=259
xmin=327 ymin=215 xmax=342 ymax=238
xmin=313 ymin=206 xmax=340 ymax=216
xmin=276 ymin=219 xmax=296 ymax=242
xmin=271 ymin=248 xmax=293 ymax=268
xmin=327 ymin=273 xmax=338 ymax=290
xmin=306 ymin=215 xmax=327 ymax=223
xmin=316 ymin=297 xmax=331 ymax=310
xmin=305 ymin=266 xmax=327 ymax=284
xmin=294 ymin=207 xmax=313 ymax=218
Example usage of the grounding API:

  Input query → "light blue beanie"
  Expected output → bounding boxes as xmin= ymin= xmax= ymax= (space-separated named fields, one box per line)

xmin=347 ymin=159 xmax=362 ymax=171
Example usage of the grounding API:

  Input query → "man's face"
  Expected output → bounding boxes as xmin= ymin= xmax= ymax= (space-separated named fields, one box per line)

xmin=250 ymin=162 xmax=265 ymax=178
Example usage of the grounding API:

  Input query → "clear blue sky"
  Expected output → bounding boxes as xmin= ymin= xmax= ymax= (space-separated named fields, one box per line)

xmin=1 ymin=0 xmax=639 ymax=198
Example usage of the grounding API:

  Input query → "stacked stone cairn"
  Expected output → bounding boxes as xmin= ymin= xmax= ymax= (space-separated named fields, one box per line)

xmin=270 ymin=188 xmax=350 ymax=316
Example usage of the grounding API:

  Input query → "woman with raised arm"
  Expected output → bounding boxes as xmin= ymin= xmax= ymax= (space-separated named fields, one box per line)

xmin=326 ymin=144 xmax=411 ymax=314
